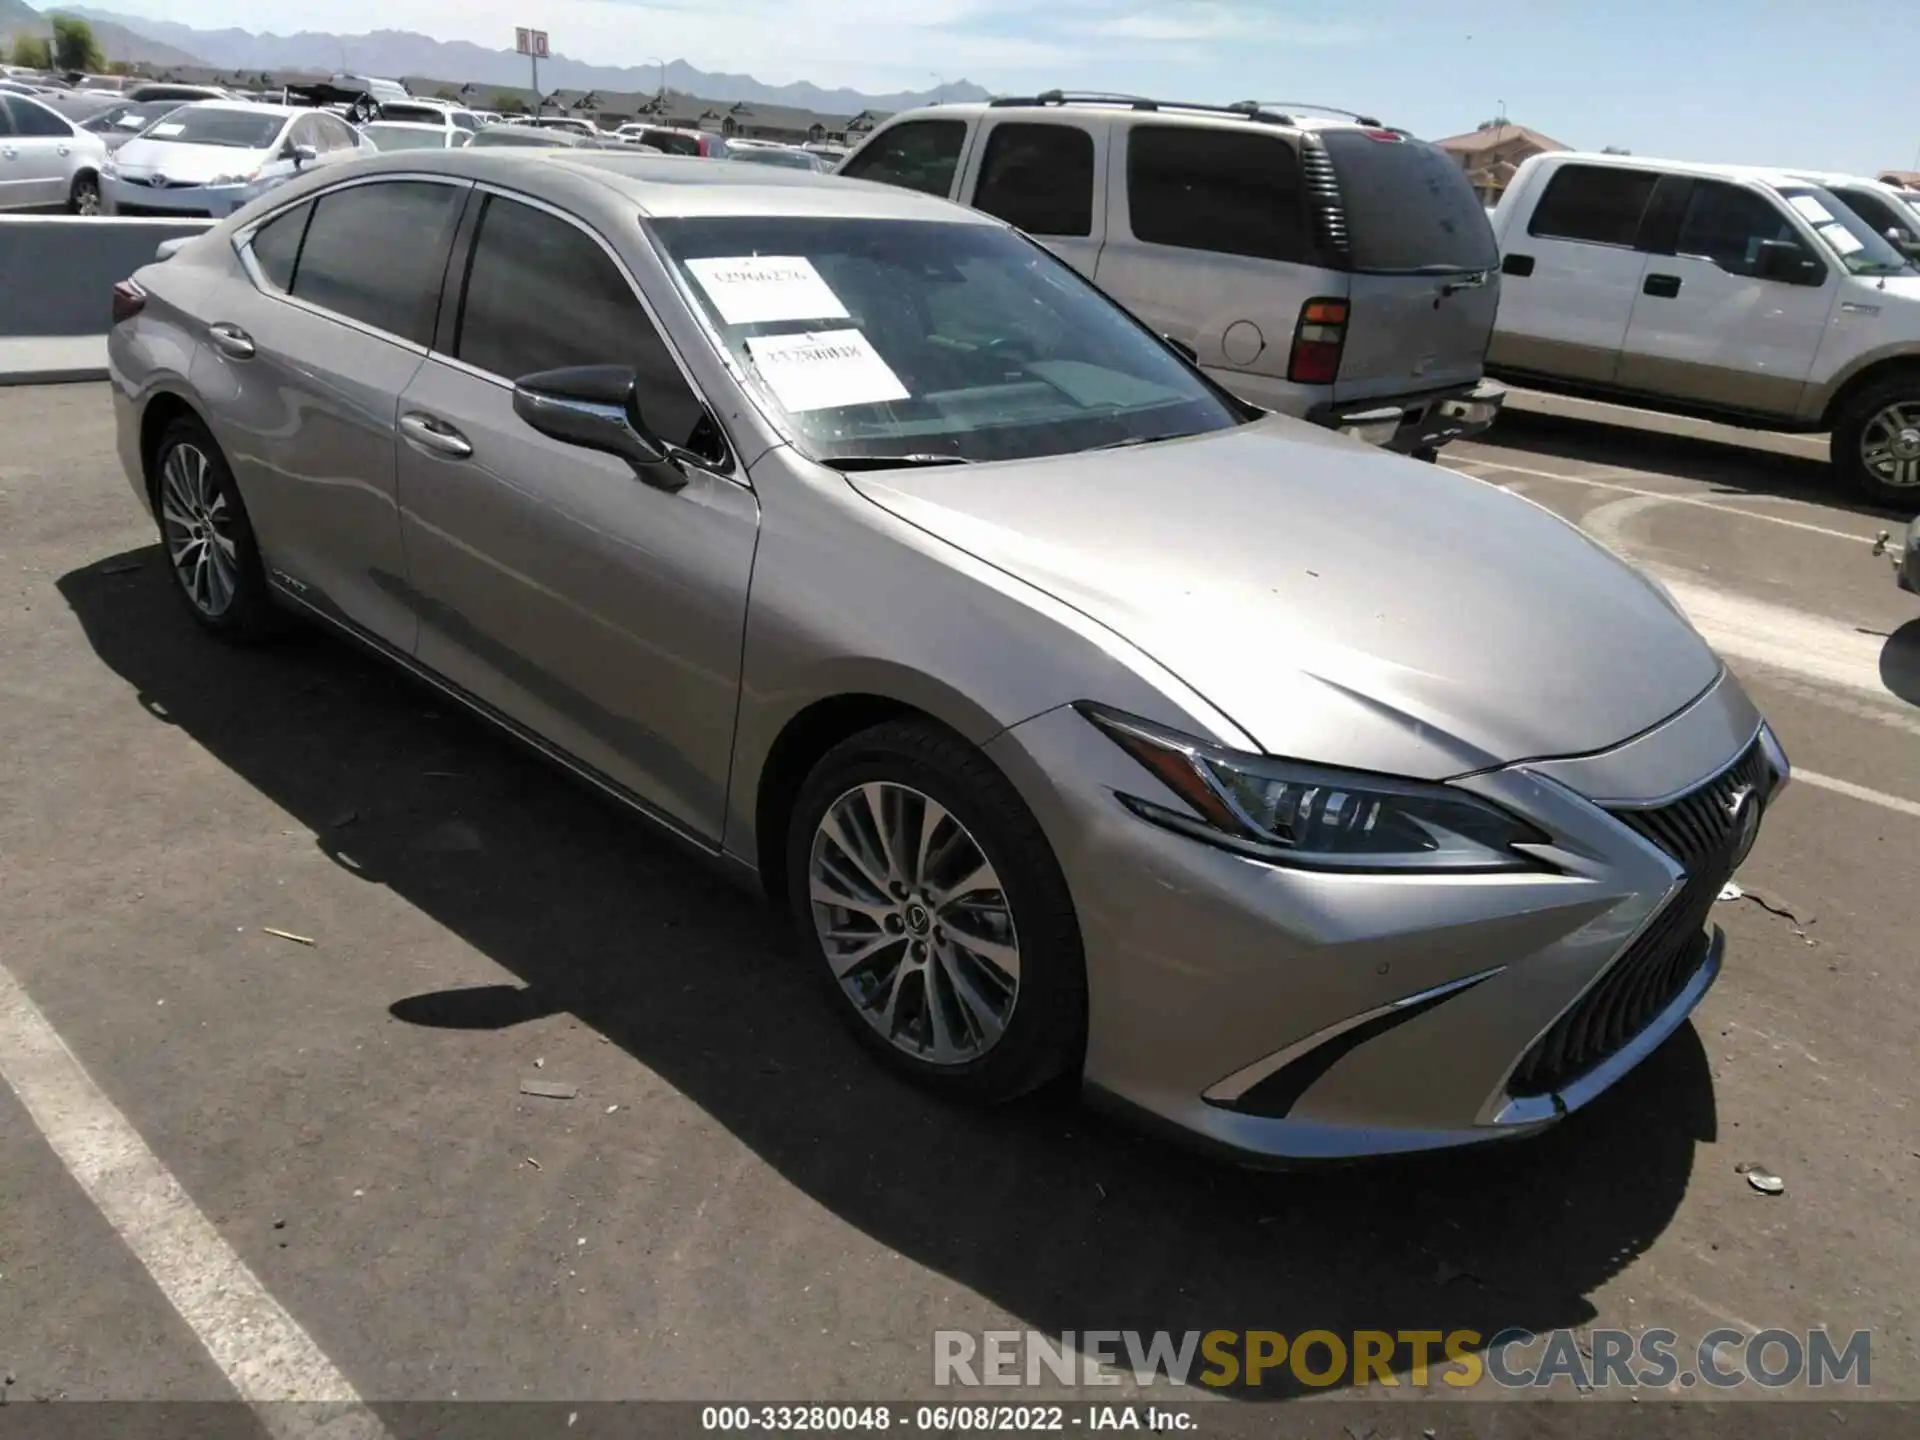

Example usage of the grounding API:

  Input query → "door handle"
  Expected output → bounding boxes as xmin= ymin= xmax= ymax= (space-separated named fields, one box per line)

xmin=208 ymin=323 xmax=255 ymax=359
xmin=1 ymin=147 xmax=15 ymax=160
xmin=57 ymin=144 xmax=69 ymax=156
xmin=399 ymin=411 xmax=473 ymax=459
xmin=1501 ymin=253 xmax=1535 ymax=277
xmin=1643 ymin=273 xmax=1682 ymax=298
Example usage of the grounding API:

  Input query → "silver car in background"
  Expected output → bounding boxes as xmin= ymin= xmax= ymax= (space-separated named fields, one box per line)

xmin=0 ymin=92 xmax=110 ymax=213
xmin=102 ymin=101 xmax=372 ymax=218
xmin=106 ymin=149 xmax=1786 ymax=1163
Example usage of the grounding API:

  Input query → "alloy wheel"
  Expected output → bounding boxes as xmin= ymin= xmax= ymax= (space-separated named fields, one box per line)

xmin=1859 ymin=401 xmax=1920 ymax=490
xmin=808 ymin=781 xmax=1021 ymax=1065
xmin=158 ymin=443 xmax=240 ymax=617
xmin=72 ymin=178 xmax=101 ymax=216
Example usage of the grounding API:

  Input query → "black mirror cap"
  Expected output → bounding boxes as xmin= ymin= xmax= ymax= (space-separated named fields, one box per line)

xmin=1754 ymin=238 xmax=1820 ymax=284
xmin=511 ymin=365 xmax=673 ymax=471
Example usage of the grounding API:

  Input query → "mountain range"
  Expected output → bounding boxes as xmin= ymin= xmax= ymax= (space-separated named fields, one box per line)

xmin=1 ymin=0 xmax=201 ymax=65
xmin=38 ymin=5 xmax=991 ymax=112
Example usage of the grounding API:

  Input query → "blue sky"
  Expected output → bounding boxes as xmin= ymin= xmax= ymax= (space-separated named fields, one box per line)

xmin=108 ymin=0 xmax=1920 ymax=173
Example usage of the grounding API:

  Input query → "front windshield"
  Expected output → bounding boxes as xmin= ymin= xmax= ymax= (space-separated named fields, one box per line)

xmin=651 ymin=215 xmax=1253 ymax=466
xmin=1778 ymin=186 xmax=1914 ymax=274
xmin=144 ymin=107 xmax=285 ymax=150
xmin=363 ymin=124 xmax=446 ymax=151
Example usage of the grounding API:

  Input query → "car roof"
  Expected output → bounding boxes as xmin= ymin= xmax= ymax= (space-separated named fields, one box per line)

xmin=174 ymin=99 xmax=300 ymax=119
xmin=1530 ymin=151 xmax=1826 ymax=191
xmin=316 ymin=147 xmax=1003 ymax=224
xmin=872 ymin=95 xmax=1404 ymax=138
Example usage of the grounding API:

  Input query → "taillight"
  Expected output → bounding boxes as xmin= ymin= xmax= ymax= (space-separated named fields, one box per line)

xmin=1288 ymin=297 xmax=1348 ymax=385
xmin=111 ymin=279 xmax=147 ymax=325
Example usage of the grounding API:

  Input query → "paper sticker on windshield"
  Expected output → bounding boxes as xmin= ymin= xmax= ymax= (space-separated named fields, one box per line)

xmin=1820 ymin=222 xmax=1864 ymax=255
xmin=149 ymin=122 xmax=185 ymax=136
xmin=686 ymin=255 xmax=849 ymax=326
xmin=1788 ymin=194 xmax=1834 ymax=224
xmin=745 ymin=329 xmax=909 ymax=413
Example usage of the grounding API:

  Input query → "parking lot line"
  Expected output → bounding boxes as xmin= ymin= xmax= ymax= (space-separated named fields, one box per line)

xmin=1792 ymin=767 xmax=1920 ymax=821
xmin=1450 ymin=458 xmax=1880 ymax=545
xmin=0 ymin=961 xmax=390 ymax=1436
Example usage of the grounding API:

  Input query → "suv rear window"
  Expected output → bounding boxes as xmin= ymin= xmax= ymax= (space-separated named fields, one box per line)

xmin=1125 ymin=126 xmax=1314 ymax=263
xmin=1318 ymin=130 xmax=1497 ymax=274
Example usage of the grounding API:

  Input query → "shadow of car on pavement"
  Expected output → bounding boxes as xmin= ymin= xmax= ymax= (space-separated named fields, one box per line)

xmin=59 ymin=548 xmax=1718 ymax=1400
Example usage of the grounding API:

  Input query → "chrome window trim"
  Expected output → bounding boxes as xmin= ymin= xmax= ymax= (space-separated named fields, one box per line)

xmin=231 ymin=170 xmax=474 ymax=355
xmin=447 ymin=179 xmax=745 ymax=482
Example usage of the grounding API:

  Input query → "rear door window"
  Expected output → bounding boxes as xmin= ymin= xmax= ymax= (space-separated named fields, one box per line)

xmin=839 ymin=119 xmax=967 ymax=197
xmin=249 ymin=200 xmax=312 ymax=291
xmin=1125 ymin=125 xmax=1313 ymax=263
xmin=972 ymin=122 xmax=1095 ymax=237
xmin=1527 ymin=164 xmax=1659 ymax=247
xmin=291 ymin=180 xmax=465 ymax=344
xmin=1674 ymin=181 xmax=1799 ymax=277
xmin=6 ymin=97 xmax=70 ymax=138
xmin=1318 ymin=129 xmax=1497 ymax=273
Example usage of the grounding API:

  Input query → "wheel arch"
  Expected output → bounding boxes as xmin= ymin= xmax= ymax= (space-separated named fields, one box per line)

xmin=138 ymin=390 xmax=207 ymax=508
xmin=1819 ymin=354 xmax=1920 ymax=432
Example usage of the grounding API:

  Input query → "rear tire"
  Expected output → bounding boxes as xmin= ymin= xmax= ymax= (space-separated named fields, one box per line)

xmin=1832 ymin=375 xmax=1920 ymax=508
xmin=149 ymin=415 xmax=280 ymax=642
xmin=68 ymin=172 xmax=100 ymax=216
xmin=785 ymin=719 xmax=1087 ymax=1104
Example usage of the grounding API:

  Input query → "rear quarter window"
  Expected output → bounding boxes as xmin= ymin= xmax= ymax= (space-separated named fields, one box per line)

xmin=1124 ymin=125 xmax=1316 ymax=264
xmin=1318 ymin=129 xmax=1497 ymax=273
xmin=1526 ymin=163 xmax=1659 ymax=247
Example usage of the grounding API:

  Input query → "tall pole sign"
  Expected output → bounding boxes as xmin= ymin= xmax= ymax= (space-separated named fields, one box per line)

xmin=515 ymin=27 xmax=549 ymax=105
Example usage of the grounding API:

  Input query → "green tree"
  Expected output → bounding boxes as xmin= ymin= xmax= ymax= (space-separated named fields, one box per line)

xmin=50 ymin=15 xmax=105 ymax=74
xmin=434 ymin=87 xmax=459 ymax=101
xmin=9 ymin=33 xmax=52 ymax=69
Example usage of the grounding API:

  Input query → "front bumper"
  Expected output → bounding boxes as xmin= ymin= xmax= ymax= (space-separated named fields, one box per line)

xmin=1311 ymin=377 xmax=1507 ymax=455
xmin=984 ymin=671 xmax=1784 ymax=1164
xmin=102 ymin=174 xmax=256 ymax=219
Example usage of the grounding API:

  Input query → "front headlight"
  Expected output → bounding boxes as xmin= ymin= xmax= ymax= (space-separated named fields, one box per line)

xmin=1079 ymin=704 xmax=1550 ymax=873
xmin=100 ymin=158 xmax=118 ymax=177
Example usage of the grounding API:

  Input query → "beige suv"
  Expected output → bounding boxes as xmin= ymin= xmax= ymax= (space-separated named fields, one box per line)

xmin=837 ymin=92 xmax=1507 ymax=457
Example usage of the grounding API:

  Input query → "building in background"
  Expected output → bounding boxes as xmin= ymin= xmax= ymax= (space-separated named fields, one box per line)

xmin=1435 ymin=120 xmax=1570 ymax=206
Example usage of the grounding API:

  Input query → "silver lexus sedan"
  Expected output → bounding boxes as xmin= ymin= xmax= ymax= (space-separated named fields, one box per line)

xmin=106 ymin=148 xmax=1789 ymax=1163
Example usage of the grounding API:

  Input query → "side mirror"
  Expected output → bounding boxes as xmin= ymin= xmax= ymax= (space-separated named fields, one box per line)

xmin=511 ymin=365 xmax=688 ymax=492
xmin=1163 ymin=335 xmax=1198 ymax=364
xmin=283 ymin=141 xmax=317 ymax=166
xmin=1754 ymin=238 xmax=1821 ymax=285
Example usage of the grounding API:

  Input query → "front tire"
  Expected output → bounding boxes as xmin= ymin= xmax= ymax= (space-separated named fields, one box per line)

xmin=68 ymin=172 xmax=101 ymax=216
xmin=150 ymin=416 xmax=279 ymax=641
xmin=1833 ymin=376 xmax=1920 ymax=508
xmin=786 ymin=719 xmax=1087 ymax=1103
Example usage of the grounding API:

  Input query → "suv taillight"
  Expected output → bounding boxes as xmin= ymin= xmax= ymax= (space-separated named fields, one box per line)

xmin=111 ymin=279 xmax=147 ymax=325
xmin=1287 ymin=298 xmax=1348 ymax=385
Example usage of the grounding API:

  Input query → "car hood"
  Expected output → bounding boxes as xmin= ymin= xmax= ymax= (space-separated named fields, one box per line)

xmin=845 ymin=417 xmax=1722 ymax=780
xmin=113 ymin=138 xmax=273 ymax=179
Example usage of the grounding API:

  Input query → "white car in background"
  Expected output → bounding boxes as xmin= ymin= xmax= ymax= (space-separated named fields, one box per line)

xmin=0 ymin=92 xmax=110 ymax=213
xmin=359 ymin=120 xmax=469 ymax=153
xmin=101 ymin=102 xmax=372 ymax=218
xmin=373 ymin=98 xmax=481 ymax=143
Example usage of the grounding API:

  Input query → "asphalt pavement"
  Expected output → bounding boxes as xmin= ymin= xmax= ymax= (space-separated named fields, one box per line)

xmin=0 ymin=384 xmax=1915 ymax=1418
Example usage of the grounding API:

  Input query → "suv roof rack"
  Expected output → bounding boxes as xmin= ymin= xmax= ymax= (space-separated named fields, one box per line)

xmin=987 ymin=89 xmax=1294 ymax=125
xmin=1245 ymin=100 xmax=1389 ymax=128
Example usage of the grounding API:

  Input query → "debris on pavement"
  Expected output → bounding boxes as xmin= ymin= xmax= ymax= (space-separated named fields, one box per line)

xmin=1717 ymin=882 xmax=1817 ymax=944
xmin=521 ymin=1078 xmax=578 ymax=1100
xmin=260 ymin=927 xmax=317 ymax=947
xmin=1742 ymin=1165 xmax=1786 ymax=1195
xmin=525 ymin=1157 xmax=542 ymax=1170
